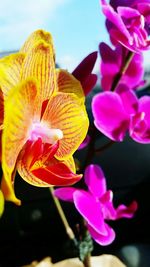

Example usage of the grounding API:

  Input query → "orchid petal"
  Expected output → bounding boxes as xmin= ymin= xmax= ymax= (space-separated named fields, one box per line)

xmin=116 ymin=84 xmax=138 ymax=114
xmin=78 ymin=135 xmax=90 ymax=150
xmin=117 ymin=6 xmax=140 ymax=18
xmin=92 ymin=92 xmax=129 ymax=141
xmin=72 ymin=51 xmax=97 ymax=85
xmin=115 ymin=201 xmax=138 ymax=219
xmin=0 ymin=89 xmax=4 ymax=127
xmin=21 ymin=40 xmax=56 ymax=111
xmin=32 ymin=162 xmax=82 ymax=186
xmin=42 ymin=92 xmax=89 ymax=160
xmin=20 ymin=29 xmax=55 ymax=58
xmin=84 ymin=164 xmax=107 ymax=198
xmin=0 ymin=53 xmax=25 ymax=98
xmin=0 ymin=190 xmax=4 ymax=217
xmin=130 ymin=96 xmax=150 ymax=143
xmin=54 ymin=187 xmax=76 ymax=202
xmin=102 ymin=3 xmax=131 ymax=40
xmin=73 ymin=190 xmax=107 ymax=235
xmin=56 ymin=69 xmax=84 ymax=101
xmin=81 ymin=74 xmax=97 ymax=96
xmin=87 ymin=223 xmax=116 ymax=246
xmin=17 ymin=158 xmax=51 ymax=187
xmin=2 ymin=79 xmax=38 ymax=203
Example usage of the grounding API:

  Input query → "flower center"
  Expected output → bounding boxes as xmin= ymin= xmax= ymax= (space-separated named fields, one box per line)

xmin=28 ymin=122 xmax=63 ymax=144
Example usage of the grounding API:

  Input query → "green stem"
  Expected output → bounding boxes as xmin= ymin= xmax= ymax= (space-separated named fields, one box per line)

xmin=49 ymin=187 xmax=75 ymax=240
xmin=110 ymin=51 xmax=134 ymax=92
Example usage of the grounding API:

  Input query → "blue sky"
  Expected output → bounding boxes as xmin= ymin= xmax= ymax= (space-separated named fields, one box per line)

xmin=0 ymin=0 xmax=108 ymax=71
xmin=0 ymin=0 xmax=149 ymax=71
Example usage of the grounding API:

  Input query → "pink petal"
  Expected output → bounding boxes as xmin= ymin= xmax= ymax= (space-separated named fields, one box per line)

xmin=117 ymin=6 xmax=140 ymax=18
xmin=92 ymin=91 xmax=129 ymax=141
xmin=116 ymin=84 xmax=138 ymax=114
xmin=78 ymin=135 xmax=90 ymax=150
xmin=54 ymin=187 xmax=76 ymax=202
xmin=115 ymin=201 xmax=138 ymax=219
xmin=102 ymin=4 xmax=131 ymax=40
xmin=100 ymin=190 xmax=117 ymax=219
xmin=87 ymin=223 xmax=116 ymax=246
xmin=72 ymin=52 xmax=97 ymax=95
xmin=130 ymin=96 xmax=150 ymax=143
xmin=73 ymin=190 xmax=107 ymax=235
xmin=84 ymin=164 xmax=106 ymax=198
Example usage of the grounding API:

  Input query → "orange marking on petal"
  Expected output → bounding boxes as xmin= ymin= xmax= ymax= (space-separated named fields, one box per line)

xmin=42 ymin=92 xmax=89 ymax=160
xmin=21 ymin=40 xmax=57 ymax=111
xmin=20 ymin=29 xmax=55 ymax=60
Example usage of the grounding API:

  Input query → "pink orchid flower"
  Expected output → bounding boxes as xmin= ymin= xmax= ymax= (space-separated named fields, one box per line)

xmin=54 ymin=164 xmax=137 ymax=246
xmin=92 ymin=85 xmax=150 ymax=143
xmin=100 ymin=42 xmax=144 ymax=91
xmin=100 ymin=0 xmax=150 ymax=52
xmin=110 ymin=1 xmax=150 ymax=34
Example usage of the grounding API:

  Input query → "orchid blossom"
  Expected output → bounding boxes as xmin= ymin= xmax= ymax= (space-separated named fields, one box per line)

xmin=0 ymin=30 xmax=89 ymax=205
xmin=101 ymin=0 xmax=150 ymax=52
xmin=100 ymin=42 xmax=144 ymax=91
xmin=54 ymin=164 xmax=137 ymax=246
xmin=92 ymin=85 xmax=150 ymax=143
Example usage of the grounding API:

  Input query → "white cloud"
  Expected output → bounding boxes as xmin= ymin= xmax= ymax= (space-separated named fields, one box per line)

xmin=0 ymin=0 xmax=69 ymax=51
xmin=58 ymin=54 xmax=79 ymax=72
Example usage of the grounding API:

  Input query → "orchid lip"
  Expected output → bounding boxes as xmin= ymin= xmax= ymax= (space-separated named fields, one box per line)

xmin=28 ymin=122 xmax=63 ymax=144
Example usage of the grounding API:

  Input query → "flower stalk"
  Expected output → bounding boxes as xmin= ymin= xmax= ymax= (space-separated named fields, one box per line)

xmin=49 ymin=187 xmax=75 ymax=241
xmin=111 ymin=51 xmax=134 ymax=91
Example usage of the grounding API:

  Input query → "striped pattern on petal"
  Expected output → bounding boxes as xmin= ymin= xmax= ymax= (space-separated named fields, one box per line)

xmin=56 ymin=69 xmax=84 ymax=102
xmin=17 ymin=158 xmax=50 ymax=187
xmin=42 ymin=92 xmax=89 ymax=160
xmin=2 ymin=79 xmax=38 ymax=203
xmin=21 ymin=41 xmax=56 ymax=109
xmin=20 ymin=29 xmax=55 ymax=59
xmin=17 ymin=154 xmax=80 ymax=187
xmin=0 ymin=53 xmax=25 ymax=98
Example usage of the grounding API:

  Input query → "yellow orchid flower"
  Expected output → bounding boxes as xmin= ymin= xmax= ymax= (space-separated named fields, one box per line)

xmin=0 ymin=30 xmax=89 ymax=205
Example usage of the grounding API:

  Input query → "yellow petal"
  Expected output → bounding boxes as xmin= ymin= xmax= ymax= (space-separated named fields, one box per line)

xmin=21 ymin=41 xmax=56 ymax=108
xmin=2 ymin=78 xmax=38 ymax=204
xmin=0 ymin=190 xmax=4 ymax=217
xmin=56 ymin=69 xmax=85 ymax=102
xmin=0 ymin=53 xmax=25 ymax=98
xmin=17 ymin=159 xmax=50 ymax=187
xmin=42 ymin=92 xmax=89 ymax=160
xmin=20 ymin=29 xmax=55 ymax=59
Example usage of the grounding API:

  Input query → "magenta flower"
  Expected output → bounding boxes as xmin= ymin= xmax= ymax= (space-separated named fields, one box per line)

xmin=100 ymin=42 xmax=144 ymax=91
xmin=92 ymin=85 xmax=150 ymax=143
xmin=100 ymin=0 xmax=150 ymax=52
xmin=72 ymin=52 xmax=98 ymax=96
xmin=54 ymin=164 xmax=137 ymax=246
xmin=110 ymin=1 xmax=150 ymax=34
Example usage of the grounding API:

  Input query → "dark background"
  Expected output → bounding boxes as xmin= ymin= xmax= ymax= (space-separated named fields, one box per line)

xmin=1 ymin=87 xmax=150 ymax=267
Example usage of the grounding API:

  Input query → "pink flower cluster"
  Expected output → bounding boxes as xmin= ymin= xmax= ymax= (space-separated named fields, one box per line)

xmin=92 ymin=0 xmax=150 ymax=144
xmin=55 ymin=165 xmax=137 ymax=246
